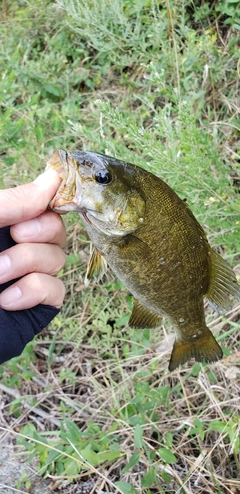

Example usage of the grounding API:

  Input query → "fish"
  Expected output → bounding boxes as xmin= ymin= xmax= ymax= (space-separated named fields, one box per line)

xmin=46 ymin=149 xmax=240 ymax=371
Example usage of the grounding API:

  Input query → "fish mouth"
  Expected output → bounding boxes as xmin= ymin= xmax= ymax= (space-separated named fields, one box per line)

xmin=47 ymin=149 xmax=80 ymax=212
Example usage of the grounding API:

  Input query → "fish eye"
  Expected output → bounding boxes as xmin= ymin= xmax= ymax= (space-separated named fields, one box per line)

xmin=95 ymin=169 xmax=112 ymax=185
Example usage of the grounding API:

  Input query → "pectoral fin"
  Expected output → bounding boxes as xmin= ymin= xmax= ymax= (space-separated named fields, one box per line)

xmin=115 ymin=234 xmax=153 ymax=261
xmin=205 ymin=248 xmax=240 ymax=314
xmin=85 ymin=245 xmax=108 ymax=286
xmin=129 ymin=298 xmax=162 ymax=329
xmin=169 ymin=327 xmax=223 ymax=371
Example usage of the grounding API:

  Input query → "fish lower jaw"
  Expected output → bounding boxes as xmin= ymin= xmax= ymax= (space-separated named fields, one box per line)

xmin=50 ymin=202 xmax=80 ymax=213
xmin=81 ymin=211 xmax=133 ymax=237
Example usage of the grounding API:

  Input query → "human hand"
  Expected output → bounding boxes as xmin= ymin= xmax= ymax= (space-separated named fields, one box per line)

xmin=0 ymin=170 xmax=66 ymax=311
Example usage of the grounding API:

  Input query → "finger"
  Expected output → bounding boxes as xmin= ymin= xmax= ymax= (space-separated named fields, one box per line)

xmin=0 ymin=243 xmax=66 ymax=284
xmin=0 ymin=273 xmax=66 ymax=310
xmin=0 ymin=169 xmax=61 ymax=228
xmin=10 ymin=211 xmax=66 ymax=248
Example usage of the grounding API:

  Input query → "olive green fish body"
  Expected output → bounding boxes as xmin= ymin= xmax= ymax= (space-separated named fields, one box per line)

xmin=47 ymin=150 xmax=240 ymax=370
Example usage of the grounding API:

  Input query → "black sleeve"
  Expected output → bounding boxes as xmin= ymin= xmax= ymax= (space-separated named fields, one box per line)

xmin=0 ymin=226 xmax=60 ymax=365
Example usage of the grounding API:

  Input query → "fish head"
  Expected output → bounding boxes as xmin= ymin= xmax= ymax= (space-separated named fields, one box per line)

xmin=47 ymin=149 xmax=146 ymax=236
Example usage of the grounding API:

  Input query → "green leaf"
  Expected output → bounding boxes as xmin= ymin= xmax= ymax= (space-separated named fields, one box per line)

xmin=42 ymin=83 xmax=64 ymax=97
xmin=189 ymin=418 xmax=205 ymax=440
xmin=115 ymin=314 xmax=130 ymax=327
xmin=141 ymin=468 xmax=157 ymax=488
xmin=165 ymin=432 xmax=173 ymax=448
xmin=64 ymin=458 xmax=81 ymax=476
xmin=134 ymin=424 xmax=144 ymax=449
xmin=97 ymin=450 xmax=121 ymax=462
xmin=159 ymin=447 xmax=177 ymax=463
xmin=209 ymin=420 xmax=227 ymax=433
xmin=66 ymin=254 xmax=80 ymax=265
xmin=35 ymin=124 xmax=45 ymax=143
xmin=122 ymin=452 xmax=140 ymax=473
xmin=229 ymin=118 xmax=240 ymax=131
xmin=46 ymin=445 xmax=64 ymax=464
xmin=115 ymin=481 xmax=138 ymax=494
xmin=62 ymin=418 xmax=81 ymax=443
xmin=161 ymin=471 xmax=172 ymax=483
xmin=80 ymin=447 xmax=100 ymax=466
xmin=17 ymin=423 xmax=37 ymax=446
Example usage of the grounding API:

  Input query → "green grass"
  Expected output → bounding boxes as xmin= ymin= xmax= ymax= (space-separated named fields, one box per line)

xmin=0 ymin=0 xmax=240 ymax=493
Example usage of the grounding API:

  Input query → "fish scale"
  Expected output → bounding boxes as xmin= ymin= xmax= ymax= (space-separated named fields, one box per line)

xmin=47 ymin=149 xmax=240 ymax=371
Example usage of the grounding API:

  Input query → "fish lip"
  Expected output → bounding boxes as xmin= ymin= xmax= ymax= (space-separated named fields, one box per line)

xmin=46 ymin=148 xmax=69 ymax=174
xmin=47 ymin=149 xmax=83 ymax=211
xmin=47 ymin=197 xmax=79 ymax=213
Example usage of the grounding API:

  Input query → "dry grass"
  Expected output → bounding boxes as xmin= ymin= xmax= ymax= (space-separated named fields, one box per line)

xmin=0 ymin=321 xmax=239 ymax=493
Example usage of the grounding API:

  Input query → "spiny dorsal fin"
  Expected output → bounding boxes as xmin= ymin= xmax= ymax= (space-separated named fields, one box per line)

xmin=84 ymin=244 xmax=108 ymax=287
xmin=205 ymin=248 xmax=240 ymax=314
xmin=129 ymin=298 xmax=162 ymax=329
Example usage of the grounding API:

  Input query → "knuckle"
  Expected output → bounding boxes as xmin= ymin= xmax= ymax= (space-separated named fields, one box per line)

xmin=27 ymin=272 xmax=47 ymax=295
xmin=22 ymin=273 xmax=66 ymax=308
xmin=41 ymin=211 xmax=66 ymax=246
xmin=42 ymin=276 xmax=66 ymax=307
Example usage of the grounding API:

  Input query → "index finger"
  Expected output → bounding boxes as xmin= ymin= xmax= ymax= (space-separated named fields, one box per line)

xmin=0 ymin=170 xmax=61 ymax=228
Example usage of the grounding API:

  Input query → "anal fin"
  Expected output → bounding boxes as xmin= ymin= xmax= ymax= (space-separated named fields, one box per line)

xmin=205 ymin=248 xmax=240 ymax=314
xmin=129 ymin=298 xmax=162 ymax=329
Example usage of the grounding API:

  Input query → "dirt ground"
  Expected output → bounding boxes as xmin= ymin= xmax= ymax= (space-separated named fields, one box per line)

xmin=0 ymin=442 xmax=51 ymax=494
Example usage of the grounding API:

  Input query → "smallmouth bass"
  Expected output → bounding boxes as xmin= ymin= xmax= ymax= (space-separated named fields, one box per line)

xmin=47 ymin=149 xmax=240 ymax=371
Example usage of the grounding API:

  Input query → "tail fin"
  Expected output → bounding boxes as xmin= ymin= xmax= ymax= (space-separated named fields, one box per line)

xmin=169 ymin=327 xmax=223 ymax=371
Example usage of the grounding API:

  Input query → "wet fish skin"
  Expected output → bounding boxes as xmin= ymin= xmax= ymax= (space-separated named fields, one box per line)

xmin=47 ymin=149 xmax=240 ymax=371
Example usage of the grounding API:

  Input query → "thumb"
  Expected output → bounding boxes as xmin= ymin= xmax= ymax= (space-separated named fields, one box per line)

xmin=0 ymin=169 xmax=61 ymax=228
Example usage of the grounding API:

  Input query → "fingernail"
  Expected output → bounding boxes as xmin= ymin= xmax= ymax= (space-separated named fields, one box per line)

xmin=0 ymin=254 xmax=11 ymax=277
xmin=33 ymin=169 xmax=60 ymax=190
xmin=0 ymin=286 xmax=22 ymax=308
xmin=13 ymin=218 xmax=41 ymax=239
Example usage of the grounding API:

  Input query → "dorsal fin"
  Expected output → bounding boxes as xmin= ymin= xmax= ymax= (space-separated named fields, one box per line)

xmin=84 ymin=244 xmax=108 ymax=286
xmin=205 ymin=248 xmax=240 ymax=314
xmin=129 ymin=298 xmax=162 ymax=329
